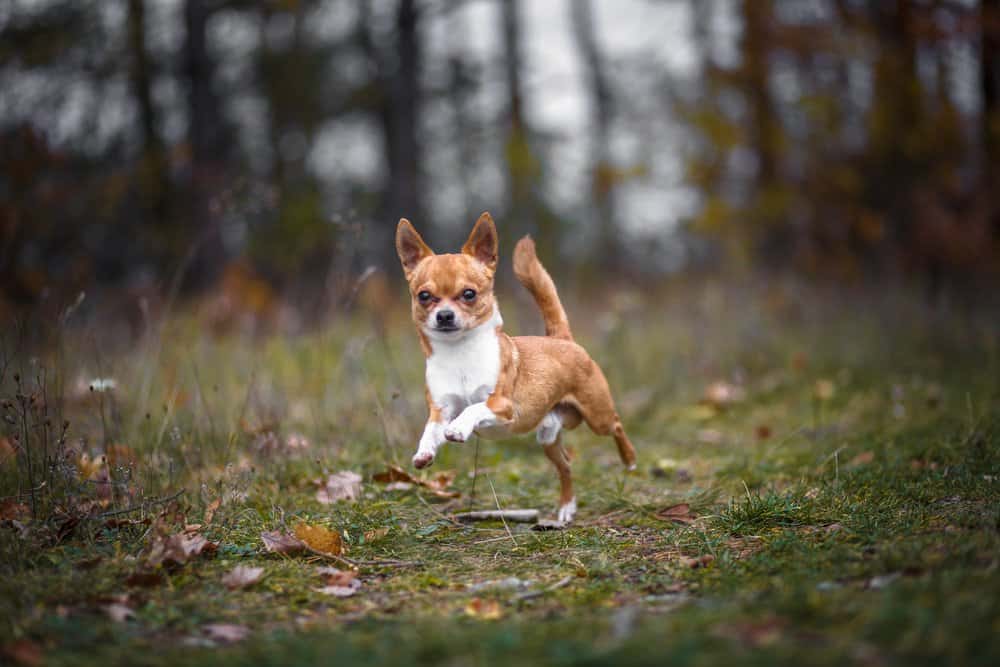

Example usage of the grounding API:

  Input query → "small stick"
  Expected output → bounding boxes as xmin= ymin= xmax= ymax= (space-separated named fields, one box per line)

xmin=453 ymin=509 xmax=539 ymax=523
xmin=488 ymin=475 xmax=517 ymax=547
xmin=302 ymin=545 xmax=421 ymax=569
xmin=514 ymin=575 xmax=574 ymax=602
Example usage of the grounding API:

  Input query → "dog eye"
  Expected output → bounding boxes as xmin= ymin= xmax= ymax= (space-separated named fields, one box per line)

xmin=418 ymin=291 xmax=432 ymax=303
xmin=461 ymin=289 xmax=476 ymax=302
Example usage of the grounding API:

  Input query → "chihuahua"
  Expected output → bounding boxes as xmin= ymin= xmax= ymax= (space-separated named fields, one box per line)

xmin=395 ymin=212 xmax=636 ymax=523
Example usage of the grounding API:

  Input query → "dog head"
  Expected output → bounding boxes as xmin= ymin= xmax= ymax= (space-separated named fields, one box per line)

xmin=395 ymin=212 xmax=498 ymax=341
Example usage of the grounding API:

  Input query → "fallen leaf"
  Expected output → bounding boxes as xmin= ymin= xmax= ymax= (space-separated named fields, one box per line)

xmin=74 ymin=556 xmax=103 ymax=570
xmin=0 ymin=499 xmax=30 ymax=521
xmin=2 ymin=639 xmax=43 ymax=666
xmin=204 ymin=623 xmax=250 ymax=643
xmin=703 ymin=381 xmax=746 ymax=408
xmin=146 ymin=532 xmax=218 ymax=567
xmin=125 ymin=571 xmax=164 ymax=588
xmin=849 ymin=451 xmax=875 ymax=466
xmin=464 ymin=598 xmax=503 ymax=620
xmin=0 ymin=436 xmax=16 ymax=465
xmin=814 ymin=379 xmax=836 ymax=401
xmin=104 ymin=602 xmax=135 ymax=623
xmin=680 ymin=554 xmax=715 ymax=569
xmin=372 ymin=464 xmax=460 ymax=498
xmin=314 ymin=567 xmax=361 ymax=597
xmin=221 ymin=565 xmax=265 ymax=590
xmin=656 ymin=503 xmax=695 ymax=525
xmin=284 ymin=433 xmax=311 ymax=451
xmin=260 ymin=530 xmax=305 ymax=555
xmin=294 ymin=524 xmax=342 ymax=556
xmin=204 ymin=497 xmax=222 ymax=524
xmin=363 ymin=526 xmax=389 ymax=543
xmin=315 ymin=471 xmax=363 ymax=504
xmin=718 ymin=617 xmax=787 ymax=647
xmin=696 ymin=428 xmax=723 ymax=443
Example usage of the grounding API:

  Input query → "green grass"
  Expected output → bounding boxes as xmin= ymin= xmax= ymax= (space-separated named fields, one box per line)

xmin=1 ymin=282 xmax=998 ymax=666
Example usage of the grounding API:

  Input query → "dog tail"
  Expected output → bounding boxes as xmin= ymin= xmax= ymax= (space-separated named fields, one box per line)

xmin=513 ymin=236 xmax=573 ymax=341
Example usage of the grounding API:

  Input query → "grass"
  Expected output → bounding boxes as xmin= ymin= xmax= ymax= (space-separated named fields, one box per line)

xmin=1 ymin=279 xmax=998 ymax=666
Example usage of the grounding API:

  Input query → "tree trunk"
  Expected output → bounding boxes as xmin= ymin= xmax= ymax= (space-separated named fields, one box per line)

xmin=182 ymin=0 xmax=228 ymax=288
xmin=982 ymin=0 xmax=1000 ymax=204
xmin=389 ymin=0 xmax=423 ymax=225
xmin=570 ymin=0 xmax=619 ymax=270
xmin=741 ymin=0 xmax=777 ymax=187
xmin=501 ymin=0 xmax=534 ymax=247
xmin=359 ymin=0 xmax=423 ymax=261
xmin=127 ymin=0 xmax=170 ymax=255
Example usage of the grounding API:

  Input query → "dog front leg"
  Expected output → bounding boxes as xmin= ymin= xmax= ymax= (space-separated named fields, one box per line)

xmin=413 ymin=419 xmax=446 ymax=469
xmin=444 ymin=395 xmax=513 ymax=443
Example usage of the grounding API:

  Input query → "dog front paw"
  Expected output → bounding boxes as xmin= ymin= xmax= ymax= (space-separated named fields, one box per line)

xmin=444 ymin=423 xmax=471 ymax=443
xmin=557 ymin=497 xmax=577 ymax=523
xmin=412 ymin=452 xmax=434 ymax=469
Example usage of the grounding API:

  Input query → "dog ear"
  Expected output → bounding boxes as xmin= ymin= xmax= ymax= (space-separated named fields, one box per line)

xmin=396 ymin=219 xmax=434 ymax=279
xmin=461 ymin=212 xmax=498 ymax=272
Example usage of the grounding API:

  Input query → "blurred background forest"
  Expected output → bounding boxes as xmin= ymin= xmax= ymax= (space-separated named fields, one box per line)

xmin=2 ymin=0 xmax=999 ymax=331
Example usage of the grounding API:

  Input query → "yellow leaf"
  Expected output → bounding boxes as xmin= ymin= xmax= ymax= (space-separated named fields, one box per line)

xmin=465 ymin=598 xmax=503 ymax=620
xmin=294 ymin=524 xmax=342 ymax=556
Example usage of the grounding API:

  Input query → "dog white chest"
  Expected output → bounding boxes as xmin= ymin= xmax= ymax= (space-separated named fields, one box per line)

xmin=425 ymin=310 xmax=501 ymax=420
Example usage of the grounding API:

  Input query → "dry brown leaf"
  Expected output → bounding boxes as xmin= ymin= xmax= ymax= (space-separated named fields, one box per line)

xmin=294 ymin=524 xmax=342 ymax=556
xmin=0 ymin=499 xmax=30 ymax=521
xmin=315 ymin=471 xmax=363 ymax=504
xmin=372 ymin=464 xmax=460 ymax=498
xmin=363 ymin=526 xmax=390 ymax=543
xmin=260 ymin=530 xmax=305 ymax=555
xmin=850 ymin=451 xmax=875 ymax=466
xmin=125 ymin=571 xmax=164 ymax=588
xmin=814 ymin=379 xmax=836 ymax=401
xmin=656 ymin=503 xmax=695 ymax=525
xmin=204 ymin=623 xmax=250 ymax=643
xmin=464 ymin=598 xmax=503 ymax=620
xmin=314 ymin=567 xmax=361 ymax=597
xmin=2 ymin=639 xmax=44 ymax=666
xmin=204 ymin=497 xmax=222 ymax=524
xmin=703 ymin=381 xmax=746 ymax=408
xmin=221 ymin=565 xmax=265 ymax=590
xmin=104 ymin=602 xmax=135 ymax=623
xmin=146 ymin=532 xmax=217 ymax=567
xmin=680 ymin=554 xmax=715 ymax=569
xmin=0 ymin=437 xmax=16 ymax=466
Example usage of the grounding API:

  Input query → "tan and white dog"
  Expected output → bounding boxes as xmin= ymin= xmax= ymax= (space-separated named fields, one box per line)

xmin=395 ymin=212 xmax=637 ymax=523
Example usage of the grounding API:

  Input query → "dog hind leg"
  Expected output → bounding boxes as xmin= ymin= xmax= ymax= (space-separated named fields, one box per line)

xmin=539 ymin=416 xmax=576 ymax=523
xmin=571 ymin=366 xmax=637 ymax=470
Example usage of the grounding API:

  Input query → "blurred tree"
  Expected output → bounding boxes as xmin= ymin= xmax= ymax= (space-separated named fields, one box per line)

xmin=181 ymin=0 xmax=233 ymax=288
xmin=570 ymin=0 xmax=620 ymax=269
xmin=127 ymin=0 xmax=170 ymax=240
xmin=500 ymin=0 xmax=540 ymax=249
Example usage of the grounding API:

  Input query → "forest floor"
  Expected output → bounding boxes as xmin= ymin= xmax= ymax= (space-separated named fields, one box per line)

xmin=1 ymin=282 xmax=998 ymax=666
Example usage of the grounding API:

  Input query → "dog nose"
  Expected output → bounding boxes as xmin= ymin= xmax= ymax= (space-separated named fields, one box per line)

xmin=436 ymin=310 xmax=456 ymax=326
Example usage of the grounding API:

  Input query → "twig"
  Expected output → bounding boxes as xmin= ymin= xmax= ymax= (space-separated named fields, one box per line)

xmin=416 ymin=491 xmax=464 ymax=526
xmin=453 ymin=509 xmax=539 ymax=523
xmin=301 ymin=544 xmax=421 ymax=569
xmin=514 ymin=575 xmax=574 ymax=602
xmin=96 ymin=489 xmax=186 ymax=519
xmin=488 ymin=476 xmax=517 ymax=547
